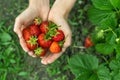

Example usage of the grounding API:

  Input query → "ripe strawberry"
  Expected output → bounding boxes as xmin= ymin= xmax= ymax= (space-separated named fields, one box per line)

xmin=49 ymin=41 xmax=61 ymax=53
xmin=26 ymin=36 xmax=38 ymax=50
xmin=22 ymin=27 xmax=31 ymax=41
xmin=84 ymin=36 xmax=93 ymax=48
xmin=29 ymin=24 xmax=40 ymax=36
xmin=26 ymin=42 xmax=37 ymax=51
xmin=34 ymin=47 xmax=46 ymax=57
xmin=39 ymin=21 xmax=49 ymax=33
xmin=52 ymin=30 xmax=65 ymax=42
xmin=38 ymin=33 xmax=52 ymax=48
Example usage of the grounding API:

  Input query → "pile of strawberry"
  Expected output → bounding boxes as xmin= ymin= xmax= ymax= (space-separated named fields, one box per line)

xmin=22 ymin=18 xmax=65 ymax=57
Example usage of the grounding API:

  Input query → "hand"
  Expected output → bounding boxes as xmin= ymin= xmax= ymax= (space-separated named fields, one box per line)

xmin=41 ymin=0 xmax=76 ymax=64
xmin=14 ymin=0 xmax=49 ymax=57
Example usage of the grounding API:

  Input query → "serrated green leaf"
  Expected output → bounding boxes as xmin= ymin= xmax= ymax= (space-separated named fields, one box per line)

xmin=91 ymin=0 xmax=113 ymax=10
xmin=68 ymin=54 xmax=99 ymax=77
xmin=88 ymin=7 xmax=115 ymax=25
xmin=97 ymin=65 xmax=111 ymax=80
xmin=105 ymin=32 xmax=116 ymax=44
xmin=109 ymin=59 xmax=120 ymax=80
xmin=100 ymin=16 xmax=117 ymax=29
xmin=109 ymin=59 xmax=120 ymax=70
xmin=95 ymin=43 xmax=114 ymax=55
xmin=110 ymin=0 xmax=120 ymax=10
xmin=0 ymin=32 xmax=12 ymax=42
xmin=68 ymin=54 xmax=111 ymax=80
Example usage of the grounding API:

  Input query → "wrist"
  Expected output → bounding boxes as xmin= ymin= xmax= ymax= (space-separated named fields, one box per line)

xmin=52 ymin=0 xmax=76 ymax=18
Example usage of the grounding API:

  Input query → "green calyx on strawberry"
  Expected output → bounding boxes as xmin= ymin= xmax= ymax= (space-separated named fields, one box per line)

xmin=44 ymin=22 xmax=59 ymax=40
xmin=26 ymin=36 xmax=38 ymax=50
xmin=34 ymin=47 xmax=46 ymax=57
xmin=34 ymin=17 xmax=42 ymax=25
xmin=27 ymin=36 xmax=38 ymax=45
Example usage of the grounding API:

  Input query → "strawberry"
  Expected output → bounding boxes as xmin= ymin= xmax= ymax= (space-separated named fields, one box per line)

xmin=26 ymin=36 xmax=38 ymax=50
xmin=38 ymin=33 xmax=52 ymax=48
xmin=26 ymin=42 xmax=37 ymax=51
xmin=22 ymin=27 xmax=31 ymax=41
xmin=84 ymin=36 xmax=93 ymax=48
xmin=29 ymin=24 xmax=40 ymax=36
xmin=34 ymin=47 xmax=46 ymax=57
xmin=52 ymin=30 xmax=65 ymax=42
xmin=49 ymin=41 xmax=62 ymax=53
xmin=40 ymin=21 xmax=49 ymax=34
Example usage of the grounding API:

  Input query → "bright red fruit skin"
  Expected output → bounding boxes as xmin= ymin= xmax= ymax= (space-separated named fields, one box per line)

xmin=52 ymin=30 xmax=65 ymax=42
xmin=39 ymin=48 xmax=46 ymax=57
xmin=40 ymin=21 xmax=49 ymax=34
xmin=29 ymin=24 xmax=40 ymax=36
xmin=38 ymin=33 xmax=52 ymax=48
xmin=26 ymin=42 xmax=37 ymax=51
xmin=22 ymin=27 xmax=31 ymax=41
xmin=84 ymin=37 xmax=93 ymax=48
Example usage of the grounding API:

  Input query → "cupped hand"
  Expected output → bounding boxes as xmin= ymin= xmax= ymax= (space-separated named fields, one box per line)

xmin=14 ymin=0 xmax=49 ymax=57
xmin=41 ymin=9 xmax=72 ymax=65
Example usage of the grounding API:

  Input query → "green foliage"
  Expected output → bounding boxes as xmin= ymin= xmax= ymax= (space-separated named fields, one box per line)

xmin=88 ymin=0 xmax=120 ymax=55
xmin=109 ymin=58 xmax=120 ymax=80
xmin=68 ymin=54 xmax=111 ymax=80
xmin=0 ymin=22 xmax=28 ymax=79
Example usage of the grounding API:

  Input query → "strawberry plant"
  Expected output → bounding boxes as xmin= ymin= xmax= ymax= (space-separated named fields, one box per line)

xmin=88 ymin=0 xmax=120 ymax=56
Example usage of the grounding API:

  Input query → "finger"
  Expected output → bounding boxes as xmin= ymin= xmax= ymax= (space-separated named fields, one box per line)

xmin=28 ymin=51 xmax=37 ymax=57
xmin=14 ymin=18 xmax=23 ymax=39
xmin=41 ymin=51 xmax=51 ymax=65
xmin=19 ymin=37 xmax=29 ymax=52
xmin=41 ymin=48 xmax=66 ymax=65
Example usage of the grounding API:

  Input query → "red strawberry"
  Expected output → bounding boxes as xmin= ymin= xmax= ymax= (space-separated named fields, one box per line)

xmin=26 ymin=36 xmax=38 ymax=50
xmin=22 ymin=27 xmax=31 ymax=41
xmin=84 ymin=36 xmax=93 ymax=48
xmin=29 ymin=24 xmax=40 ymax=36
xmin=26 ymin=42 xmax=37 ymax=51
xmin=38 ymin=33 xmax=52 ymax=48
xmin=52 ymin=30 xmax=65 ymax=42
xmin=49 ymin=41 xmax=61 ymax=53
xmin=40 ymin=21 xmax=49 ymax=33
xmin=34 ymin=47 xmax=46 ymax=57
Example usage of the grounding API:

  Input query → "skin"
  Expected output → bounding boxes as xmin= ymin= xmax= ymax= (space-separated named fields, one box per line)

xmin=14 ymin=0 xmax=76 ymax=64
xmin=14 ymin=0 xmax=50 ymax=57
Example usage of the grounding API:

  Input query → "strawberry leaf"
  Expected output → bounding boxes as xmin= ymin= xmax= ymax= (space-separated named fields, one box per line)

xmin=95 ymin=43 xmax=115 ymax=55
xmin=99 ymin=16 xmax=117 ymax=29
xmin=88 ymin=7 xmax=116 ymax=25
xmin=109 ymin=58 xmax=120 ymax=80
xmin=110 ymin=0 xmax=120 ymax=10
xmin=68 ymin=54 xmax=111 ymax=80
xmin=91 ymin=0 xmax=113 ymax=10
xmin=68 ymin=54 xmax=99 ymax=78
